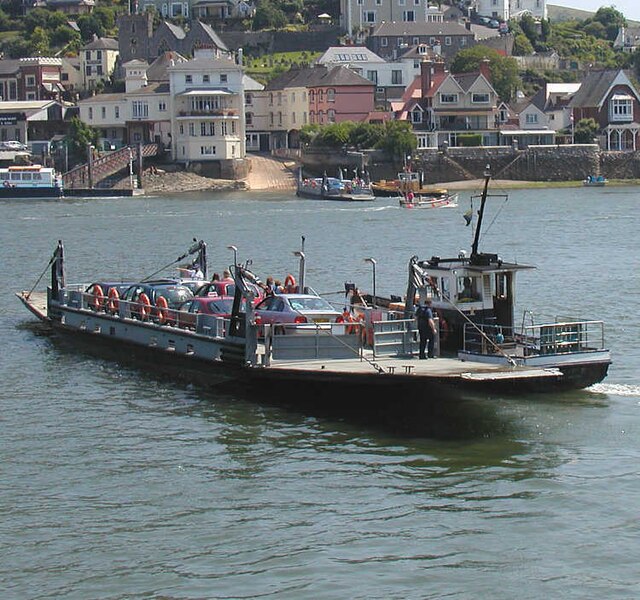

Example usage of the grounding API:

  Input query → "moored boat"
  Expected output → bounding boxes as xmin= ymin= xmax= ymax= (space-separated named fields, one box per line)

xmin=583 ymin=175 xmax=607 ymax=187
xmin=372 ymin=171 xmax=450 ymax=198
xmin=0 ymin=164 xmax=63 ymax=199
xmin=399 ymin=191 xmax=458 ymax=209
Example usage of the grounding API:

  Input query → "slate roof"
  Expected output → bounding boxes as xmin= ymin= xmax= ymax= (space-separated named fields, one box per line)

xmin=83 ymin=37 xmax=119 ymax=51
xmin=195 ymin=21 xmax=229 ymax=51
xmin=265 ymin=65 xmax=374 ymax=91
xmin=146 ymin=51 xmax=187 ymax=81
xmin=317 ymin=46 xmax=384 ymax=64
xmin=370 ymin=21 xmax=474 ymax=37
xmin=0 ymin=60 xmax=20 ymax=75
xmin=569 ymin=69 xmax=640 ymax=109
xmin=162 ymin=22 xmax=186 ymax=39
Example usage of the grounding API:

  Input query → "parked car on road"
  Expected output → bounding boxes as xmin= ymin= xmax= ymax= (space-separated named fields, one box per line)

xmin=0 ymin=140 xmax=28 ymax=151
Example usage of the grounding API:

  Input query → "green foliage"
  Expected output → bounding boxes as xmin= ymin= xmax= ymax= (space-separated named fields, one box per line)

xmin=77 ymin=14 xmax=106 ymax=42
xmin=574 ymin=118 xmax=598 ymax=143
xmin=29 ymin=27 xmax=50 ymax=56
xmin=349 ymin=122 xmax=384 ymax=149
xmin=586 ymin=6 xmax=626 ymax=41
xmin=253 ymin=0 xmax=288 ymax=30
xmin=93 ymin=6 xmax=117 ymax=31
xmin=457 ymin=133 xmax=482 ymax=147
xmin=315 ymin=122 xmax=356 ymax=147
xmin=450 ymin=46 xmax=520 ymax=102
xmin=375 ymin=120 xmax=417 ymax=161
xmin=67 ymin=117 xmax=100 ymax=158
xmin=300 ymin=124 xmax=321 ymax=144
xmin=513 ymin=33 xmax=534 ymax=56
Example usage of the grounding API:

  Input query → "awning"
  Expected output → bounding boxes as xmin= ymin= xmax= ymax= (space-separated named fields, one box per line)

xmin=177 ymin=88 xmax=234 ymax=96
xmin=611 ymin=93 xmax=633 ymax=101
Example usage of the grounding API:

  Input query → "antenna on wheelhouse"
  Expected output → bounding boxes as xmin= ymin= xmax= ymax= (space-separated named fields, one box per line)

xmin=471 ymin=164 xmax=491 ymax=259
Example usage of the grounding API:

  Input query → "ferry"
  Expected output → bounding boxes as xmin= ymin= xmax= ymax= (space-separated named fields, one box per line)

xmin=0 ymin=164 xmax=63 ymax=199
xmin=17 ymin=230 xmax=606 ymax=402
xmin=296 ymin=169 xmax=374 ymax=202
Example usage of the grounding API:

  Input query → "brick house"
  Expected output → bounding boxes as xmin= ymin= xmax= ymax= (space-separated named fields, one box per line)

xmin=568 ymin=69 xmax=640 ymax=151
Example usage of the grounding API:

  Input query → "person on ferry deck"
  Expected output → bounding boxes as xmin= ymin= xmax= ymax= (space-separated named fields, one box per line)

xmin=265 ymin=276 xmax=276 ymax=294
xmin=220 ymin=270 xmax=234 ymax=284
xmin=416 ymin=299 xmax=436 ymax=359
xmin=211 ymin=272 xmax=220 ymax=282
xmin=191 ymin=263 xmax=204 ymax=280
xmin=274 ymin=279 xmax=284 ymax=293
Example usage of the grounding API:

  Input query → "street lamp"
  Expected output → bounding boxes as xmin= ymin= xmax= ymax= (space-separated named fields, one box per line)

xmin=227 ymin=245 xmax=238 ymax=266
xmin=364 ymin=257 xmax=377 ymax=307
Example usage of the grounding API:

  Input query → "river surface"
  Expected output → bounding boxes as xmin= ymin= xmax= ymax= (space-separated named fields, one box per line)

xmin=2 ymin=185 xmax=639 ymax=599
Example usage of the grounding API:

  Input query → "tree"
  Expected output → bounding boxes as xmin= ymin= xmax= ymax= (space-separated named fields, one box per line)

xmin=67 ymin=117 xmax=99 ymax=159
xmin=376 ymin=121 xmax=416 ymax=162
xmin=513 ymin=33 xmax=534 ymax=56
xmin=300 ymin=124 xmax=320 ymax=145
xmin=77 ymin=14 xmax=105 ymax=41
xmin=590 ymin=6 xmax=625 ymax=41
xmin=93 ymin=6 xmax=116 ymax=32
xmin=349 ymin=122 xmax=384 ymax=149
xmin=29 ymin=27 xmax=50 ymax=56
xmin=573 ymin=118 xmax=598 ymax=144
xmin=450 ymin=46 xmax=520 ymax=102
xmin=253 ymin=0 xmax=287 ymax=30
xmin=316 ymin=122 xmax=355 ymax=147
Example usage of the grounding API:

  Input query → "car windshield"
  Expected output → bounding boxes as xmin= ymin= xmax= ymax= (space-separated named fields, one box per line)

xmin=156 ymin=286 xmax=194 ymax=305
xmin=289 ymin=297 xmax=334 ymax=311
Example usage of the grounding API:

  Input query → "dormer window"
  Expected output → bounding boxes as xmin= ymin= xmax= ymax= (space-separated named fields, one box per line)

xmin=472 ymin=93 xmax=490 ymax=103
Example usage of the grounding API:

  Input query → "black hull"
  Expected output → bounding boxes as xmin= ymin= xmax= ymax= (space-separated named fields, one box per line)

xmin=0 ymin=187 xmax=63 ymax=199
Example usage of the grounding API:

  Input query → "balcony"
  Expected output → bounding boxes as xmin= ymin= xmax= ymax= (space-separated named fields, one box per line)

xmin=177 ymin=109 xmax=239 ymax=118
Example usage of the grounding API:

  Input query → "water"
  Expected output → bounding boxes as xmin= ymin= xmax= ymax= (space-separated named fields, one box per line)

xmin=2 ymin=186 xmax=639 ymax=599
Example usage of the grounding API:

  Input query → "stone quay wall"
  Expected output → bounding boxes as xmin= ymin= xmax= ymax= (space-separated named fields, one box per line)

xmin=328 ymin=145 xmax=640 ymax=183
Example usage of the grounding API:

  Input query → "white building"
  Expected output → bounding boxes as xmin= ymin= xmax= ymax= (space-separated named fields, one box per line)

xmin=340 ymin=0 xmax=445 ymax=38
xmin=168 ymin=50 xmax=246 ymax=165
xmin=475 ymin=0 xmax=546 ymax=21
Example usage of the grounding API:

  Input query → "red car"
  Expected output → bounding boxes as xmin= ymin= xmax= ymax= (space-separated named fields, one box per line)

xmin=176 ymin=296 xmax=246 ymax=329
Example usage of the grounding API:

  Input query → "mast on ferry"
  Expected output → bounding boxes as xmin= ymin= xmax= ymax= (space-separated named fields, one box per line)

xmin=470 ymin=164 xmax=491 ymax=260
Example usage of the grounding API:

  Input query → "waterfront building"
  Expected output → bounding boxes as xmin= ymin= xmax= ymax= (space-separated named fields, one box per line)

xmin=0 ymin=58 xmax=65 ymax=102
xmin=395 ymin=59 xmax=499 ymax=149
xmin=80 ymin=37 xmax=119 ymax=91
xmin=168 ymin=50 xmax=247 ymax=171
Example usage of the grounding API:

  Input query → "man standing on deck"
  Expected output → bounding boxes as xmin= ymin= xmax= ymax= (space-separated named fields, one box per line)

xmin=416 ymin=299 xmax=436 ymax=359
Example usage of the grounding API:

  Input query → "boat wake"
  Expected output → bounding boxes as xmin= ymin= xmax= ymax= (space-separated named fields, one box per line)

xmin=588 ymin=383 xmax=640 ymax=397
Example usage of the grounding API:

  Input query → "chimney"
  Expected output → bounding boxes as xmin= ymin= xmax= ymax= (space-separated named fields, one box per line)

xmin=479 ymin=58 xmax=491 ymax=81
xmin=465 ymin=20 xmax=471 ymax=31
xmin=421 ymin=60 xmax=433 ymax=95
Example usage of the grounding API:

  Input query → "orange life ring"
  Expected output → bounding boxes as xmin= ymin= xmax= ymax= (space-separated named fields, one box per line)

xmin=156 ymin=295 xmax=169 ymax=325
xmin=138 ymin=292 xmax=151 ymax=320
xmin=92 ymin=284 xmax=105 ymax=311
xmin=336 ymin=309 xmax=357 ymax=334
xmin=107 ymin=287 xmax=120 ymax=314
xmin=284 ymin=274 xmax=297 ymax=293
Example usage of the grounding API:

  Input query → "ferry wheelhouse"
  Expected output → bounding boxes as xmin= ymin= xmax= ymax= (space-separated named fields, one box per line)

xmin=0 ymin=165 xmax=63 ymax=198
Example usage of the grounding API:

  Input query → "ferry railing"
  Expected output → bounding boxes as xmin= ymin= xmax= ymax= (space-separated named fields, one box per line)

xmin=371 ymin=318 xmax=420 ymax=357
xmin=263 ymin=321 xmax=363 ymax=364
xmin=72 ymin=290 xmax=230 ymax=339
xmin=463 ymin=321 xmax=605 ymax=356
